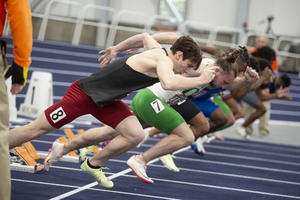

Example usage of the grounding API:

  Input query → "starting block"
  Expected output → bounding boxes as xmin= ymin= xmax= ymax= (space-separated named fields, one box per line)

xmin=37 ymin=137 xmax=81 ymax=163
xmin=22 ymin=141 xmax=41 ymax=160
xmin=10 ymin=146 xmax=43 ymax=173
xmin=10 ymin=139 xmax=81 ymax=173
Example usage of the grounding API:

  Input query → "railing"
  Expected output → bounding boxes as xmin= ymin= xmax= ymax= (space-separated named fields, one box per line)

xmin=72 ymin=4 xmax=116 ymax=46
xmin=273 ymin=36 xmax=300 ymax=74
xmin=105 ymin=9 xmax=149 ymax=47
xmin=178 ymin=20 xmax=215 ymax=46
xmin=210 ymin=26 xmax=245 ymax=49
xmin=37 ymin=0 xmax=83 ymax=41
xmin=144 ymin=15 xmax=180 ymax=35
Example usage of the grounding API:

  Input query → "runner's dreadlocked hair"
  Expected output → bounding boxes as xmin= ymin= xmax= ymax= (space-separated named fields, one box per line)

xmin=215 ymin=48 xmax=240 ymax=77
xmin=237 ymin=46 xmax=250 ymax=66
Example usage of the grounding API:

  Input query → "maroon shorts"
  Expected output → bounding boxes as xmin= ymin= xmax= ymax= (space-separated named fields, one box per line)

xmin=222 ymin=94 xmax=233 ymax=102
xmin=44 ymin=80 xmax=135 ymax=129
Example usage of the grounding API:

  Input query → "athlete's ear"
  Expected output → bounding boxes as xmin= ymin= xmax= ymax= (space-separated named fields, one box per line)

xmin=215 ymin=67 xmax=221 ymax=75
xmin=176 ymin=51 xmax=183 ymax=60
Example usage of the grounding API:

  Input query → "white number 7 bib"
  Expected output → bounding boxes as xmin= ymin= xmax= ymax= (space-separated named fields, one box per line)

xmin=150 ymin=99 xmax=165 ymax=114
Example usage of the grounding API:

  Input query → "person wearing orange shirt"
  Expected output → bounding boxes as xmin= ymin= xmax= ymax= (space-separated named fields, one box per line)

xmin=246 ymin=34 xmax=278 ymax=136
xmin=248 ymin=34 xmax=278 ymax=74
xmin=0 ymin=0 xmax=32 ymax=199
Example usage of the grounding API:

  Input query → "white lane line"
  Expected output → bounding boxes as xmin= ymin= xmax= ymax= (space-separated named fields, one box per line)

xmin=31 ymin=137 xmax=300 ymax=173
xmin=11 ymin=179 xmax=179 ymax=200
xmin=51 ymin=163 xmax=300 ymax=187
xmin=204 ymin=152 xmax=300 ymax=166
xmin=12 ymin=165 xmax=300 ymax=200
xmin=177 ymin=157 xmax=300 ymax=175
xmin=49 ymin=146 xmax=190 ymax=199
xmin=171 ymin=166 xmax=300 ymax=186
xmin=270 ymin=110 xmax=300 ymax=116
xmin=49 ymin=168 xmax=130 ymax=200
xmin=271 ymin=99 xmax=300 ymax=106
xmin=152 ymin=178 xmax=300 ymax=199
xmin=6 ymin=54 xmax=99 ymax=68
xmin=212 ymin=139 xmax=300 ymax=153
xmin=204 ymin=144 xmax=300 ymax=159
xmin=27 ymin=67 xmax=92 ymax=76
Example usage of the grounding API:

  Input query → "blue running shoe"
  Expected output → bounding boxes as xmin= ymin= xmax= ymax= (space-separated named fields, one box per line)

xmin=190 ymin=141 xmax=205 ymax=156
xmin=102 ymin=140 xmax=111 ymax=149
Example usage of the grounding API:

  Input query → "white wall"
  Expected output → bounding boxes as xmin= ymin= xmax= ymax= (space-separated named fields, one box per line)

xmin=30 ymin=0 xmax=300 ymax=38
xmin=247 ymin=0 xmax=300 ymax=37
xmin=108 ymin=0 xmax=159 ymax=24
xmin=186 ymin=0 xmax=240 ymax=28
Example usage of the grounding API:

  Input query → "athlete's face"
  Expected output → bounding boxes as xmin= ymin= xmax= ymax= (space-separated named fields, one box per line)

xmin=210 ymin=68 xmax=235 ymax=89
xmin=236 ymin=59 xmax=248 ymax=73
xmin=173 ymin=51 xmax=196 ymax=74
xmin=275 ymin=77 xmax=285 ymax=89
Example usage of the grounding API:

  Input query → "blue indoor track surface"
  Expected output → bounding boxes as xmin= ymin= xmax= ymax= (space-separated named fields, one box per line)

xmin=3 ymin=36 xmax=300 ymax=200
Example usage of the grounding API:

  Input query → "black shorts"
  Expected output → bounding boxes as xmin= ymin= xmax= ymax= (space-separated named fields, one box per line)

xmin=171 ymin=98 xmax=202 ymax=122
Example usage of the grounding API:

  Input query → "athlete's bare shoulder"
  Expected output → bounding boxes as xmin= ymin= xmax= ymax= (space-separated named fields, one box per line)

xmin=126 ymin=48 xmax=171 ymax=77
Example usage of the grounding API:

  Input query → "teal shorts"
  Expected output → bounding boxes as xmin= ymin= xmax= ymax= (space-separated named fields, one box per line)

xmin=129 ymin=88 xmax=185 ymax=134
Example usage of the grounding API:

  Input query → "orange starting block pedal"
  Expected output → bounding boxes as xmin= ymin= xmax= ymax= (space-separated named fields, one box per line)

xmin=58 ymin=136 xmax=78 ymax=157
xmin=10 ymin=146 xmax=43 ymax=173
xmin=64 ymin=128 xmax=77 ymax=141
xmin=22 ymin=141 xmax=41 ymax=160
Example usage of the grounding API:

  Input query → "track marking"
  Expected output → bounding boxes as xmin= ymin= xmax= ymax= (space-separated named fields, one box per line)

xmin=11 ymin=179 xmax=179 ymax=200
xmin=51 ymin=163 xmax=300 ymax=187
xmin=177 ymin=157 xmax=300 ymax=175
xmin=205 ymin=144 xmax=300 ymax=159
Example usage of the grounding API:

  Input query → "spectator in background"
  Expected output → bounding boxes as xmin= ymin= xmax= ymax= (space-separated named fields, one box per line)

xmin=247 ymin=37 xmax=280 ymax=136
xmin=236 ymin=58 xmax=291 ymax=138
xmin=248 ymin=34 xmax=279 ymax=74
xmin=0 ymin=0 xmax=32 ymax=199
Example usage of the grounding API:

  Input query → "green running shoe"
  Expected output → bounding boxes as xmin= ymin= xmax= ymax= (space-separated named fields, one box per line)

xmin=80 ymin=145 xmax=95 ymax=161
xmin=159 ymin=154 xmax=179 ymax=172
xmin=80 ymin=159 xmax=114 ymax=188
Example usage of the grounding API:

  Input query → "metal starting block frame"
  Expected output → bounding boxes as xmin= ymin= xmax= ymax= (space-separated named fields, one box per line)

xmin=10 ymin=140 xmax=81 ymax=173
xmin=10 ymin=147 xmax=44 ymax=173
xmin=10 ymin=162 xmax=41 ymax=173
xmin=9 ymin=128 xmax=102 ymax=173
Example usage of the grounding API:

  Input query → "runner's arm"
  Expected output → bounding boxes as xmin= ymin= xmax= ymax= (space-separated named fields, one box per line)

xmin=98 ymin=33 xmax=161 ymax=66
